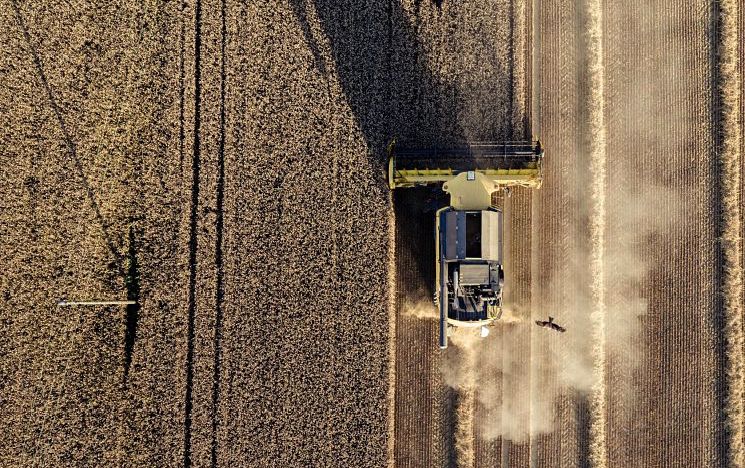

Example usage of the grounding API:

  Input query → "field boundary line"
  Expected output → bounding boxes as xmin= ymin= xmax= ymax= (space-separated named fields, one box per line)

xmin=715 ymin=1 xmax=744 ymax=466
xmin=386 ymin=203 xmax=397 ymax=468
xmin=529 ymin=0 xmax=541 ymax=463
xmin=531 ymin=0 xmax=541 ymax=138
xmin=385 ymin=1 xmax=396 ymax=466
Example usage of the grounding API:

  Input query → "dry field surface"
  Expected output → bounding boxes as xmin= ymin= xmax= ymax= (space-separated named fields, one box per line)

xmin=0 ymin=1 xmax=743 ymax=468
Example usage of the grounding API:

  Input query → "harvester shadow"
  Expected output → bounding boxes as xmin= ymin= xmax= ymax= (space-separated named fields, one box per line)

xmin=292 ymin=1 xmax=484 ymax=463
xmin=293 ymin=0 xmax=465 ymax=299
xmin=394 ymin=187 xmax=447 ymax=299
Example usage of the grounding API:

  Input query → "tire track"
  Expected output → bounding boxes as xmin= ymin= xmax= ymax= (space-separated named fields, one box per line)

xmin=510 ymin=0 xmax=527 ymax=138
xmin=209 ymin=0 xmax=227 ymax=464
xmin=540 ymin=0 xmax=582 ymax=465
xmin=526 ymin=0 xmax=547 ymax=464
xmin=533 ymin=0 xmax=579 ymax=465
xmin=179 ymin=0 xmax=188 ymax=173
xmin=530 ymin=0 xmax=540 ymax=138
xmin=449 ymin=335 xmax=487 ymax=468
xmin=507 ymin=0 xmax=517 ymax=139
xmin=386 ymin=206 xmax=397 ymax=468
xmin=183 ymin=0 xmax=202 ymax=465
xmin=456 ymin=383 xmax=476 ymax=468
xmin=500 ymin=189 xmax=532 ymax=468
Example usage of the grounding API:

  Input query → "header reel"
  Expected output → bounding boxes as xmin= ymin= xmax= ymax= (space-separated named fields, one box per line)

xmin=387 ymin=140 xmax=544 ymax=191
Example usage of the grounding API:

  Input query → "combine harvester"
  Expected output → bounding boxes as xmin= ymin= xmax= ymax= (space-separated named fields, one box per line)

xmin=388 ymin=141 xmax=544 ymax=348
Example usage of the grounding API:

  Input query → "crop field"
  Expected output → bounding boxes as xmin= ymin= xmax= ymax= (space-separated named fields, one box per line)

xmin=0 ymin=0 xmax=742 ymax=467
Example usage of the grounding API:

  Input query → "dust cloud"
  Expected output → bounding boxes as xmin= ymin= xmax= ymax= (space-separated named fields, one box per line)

xmin=428 ymin=159 xmax=684 ymax=456
xmin=402 ymin=299 xmax=438 ymax=320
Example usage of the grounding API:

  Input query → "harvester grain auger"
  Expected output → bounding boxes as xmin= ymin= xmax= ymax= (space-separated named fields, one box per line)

xmin=388 ymin=140 xmax=544 ymax=348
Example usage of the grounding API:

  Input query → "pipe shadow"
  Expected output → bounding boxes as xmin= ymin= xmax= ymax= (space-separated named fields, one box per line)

xmin=123 ymin=226 xmax=141 ymax=382
xmin=10 ymin=0 xmax=125 ymax=277
xmin=292 ymin=0 xmax=464 ymax=152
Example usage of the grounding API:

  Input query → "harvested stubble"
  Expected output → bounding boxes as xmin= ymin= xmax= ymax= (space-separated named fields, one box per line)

xmin=526 ymin=0 xmax=745 ymax=467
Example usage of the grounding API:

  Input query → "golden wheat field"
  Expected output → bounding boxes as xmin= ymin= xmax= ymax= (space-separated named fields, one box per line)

xmin=0 ymin=0 xmax=743 ymax=467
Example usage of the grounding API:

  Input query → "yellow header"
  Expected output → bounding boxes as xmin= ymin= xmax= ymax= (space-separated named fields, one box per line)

xmin=389 ymin=163 xmax=542 ymax=189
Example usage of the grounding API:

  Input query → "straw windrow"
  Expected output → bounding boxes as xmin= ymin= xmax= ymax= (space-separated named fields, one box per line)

xmin=583 ymin=0 xmax=608 ymax=466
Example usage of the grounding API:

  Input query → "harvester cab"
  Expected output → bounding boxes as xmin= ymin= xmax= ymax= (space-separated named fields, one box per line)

xmin=388 ymin=140 xmax=544 ymax=348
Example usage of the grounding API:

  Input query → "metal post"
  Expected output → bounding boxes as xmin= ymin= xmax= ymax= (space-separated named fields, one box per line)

xmin=57 ymin=300 xmax=136 ymax=307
